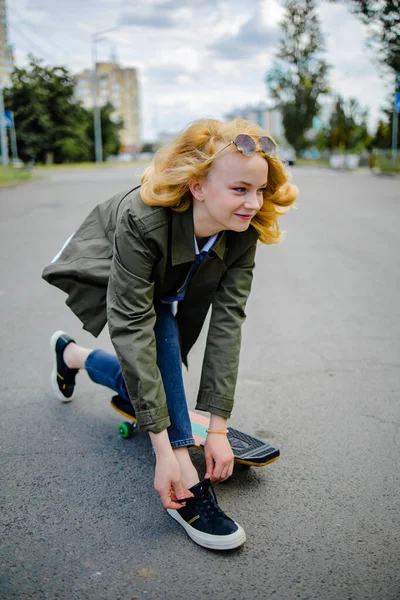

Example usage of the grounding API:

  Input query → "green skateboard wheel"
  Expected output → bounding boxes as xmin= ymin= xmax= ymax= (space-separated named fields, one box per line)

xmin=118 ymin=421 xmax=134 ymax=439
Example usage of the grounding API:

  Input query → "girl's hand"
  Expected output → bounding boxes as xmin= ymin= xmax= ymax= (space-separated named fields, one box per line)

xmin=150 ymin=430 xmax=193 ymax=509
xmin=154 ymin=452 xmax=194 ymax=509
xmin=204 ymin=433 xmax=234 ymax=483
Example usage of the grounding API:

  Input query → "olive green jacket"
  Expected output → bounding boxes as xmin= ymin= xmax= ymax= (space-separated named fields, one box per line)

xmin=42 ymin=187 xmax=258 ymax=433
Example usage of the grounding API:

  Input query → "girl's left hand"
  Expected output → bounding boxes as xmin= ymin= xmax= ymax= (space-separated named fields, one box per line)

xmin=204 ymin=434 xmax=234 ymax=483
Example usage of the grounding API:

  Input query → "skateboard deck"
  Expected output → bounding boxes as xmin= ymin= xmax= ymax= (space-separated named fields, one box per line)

xmin=111 ymin=395 xmax=280 ymax=467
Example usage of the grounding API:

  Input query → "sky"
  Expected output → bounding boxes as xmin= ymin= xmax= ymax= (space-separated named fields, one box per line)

xmin=7 ymin=0 xmax=391 ymax=141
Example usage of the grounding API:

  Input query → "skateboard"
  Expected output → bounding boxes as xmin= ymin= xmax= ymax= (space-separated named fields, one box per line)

xmin=111 ymin=395 xmax=280 ymax=467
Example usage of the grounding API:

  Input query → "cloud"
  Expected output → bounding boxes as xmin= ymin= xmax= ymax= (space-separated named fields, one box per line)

xmin=118 ymin=0 xmax=262 ymax=32
xmin=119 ymin=13 xmax=174 ymax=29
xmin=118 ymin=6 xmax=175 ymax=29
xmin=145 ymin=63 xmax=198 ymax=85
xmin=10 ymin=0 xmax=389 ymax=139
xmin=209 ymin=7 xmax=281 ymax=60
xmin=118 ymin=0 xmax=218 ymax=30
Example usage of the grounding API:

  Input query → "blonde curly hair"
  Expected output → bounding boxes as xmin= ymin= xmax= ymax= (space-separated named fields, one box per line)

xmin=141 ymin=118 xmax=298 ymax=244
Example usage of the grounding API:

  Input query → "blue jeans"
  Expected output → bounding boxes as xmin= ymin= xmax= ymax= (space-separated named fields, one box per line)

xmin=84 ymin=302 xmax=195 ymax=449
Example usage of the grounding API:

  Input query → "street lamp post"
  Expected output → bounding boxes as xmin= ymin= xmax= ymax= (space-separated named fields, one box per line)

xmin=92 ymin=27 xmax=119 ymax=164
xmin=0 ymin=76 xmax=9 ymax=167
xmin=392 ymin=72 xmax=400 ymax=163
xmin=91 ymin=35 xmax=103 ymax=164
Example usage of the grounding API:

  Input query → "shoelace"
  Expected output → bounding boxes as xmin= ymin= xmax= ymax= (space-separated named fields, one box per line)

xmin=187 ymin=479 xmax=225 ymax=523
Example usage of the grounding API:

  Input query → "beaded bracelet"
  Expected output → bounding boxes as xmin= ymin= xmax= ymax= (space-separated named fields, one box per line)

xmin=206 ymin=429 xmax=228 ymax=434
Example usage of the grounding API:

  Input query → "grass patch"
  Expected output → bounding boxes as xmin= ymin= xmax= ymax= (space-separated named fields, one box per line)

xmin=0 ymin=166 xmax=32 ymax=185
xmin=375 ymin=156 xmax=400 ymax=175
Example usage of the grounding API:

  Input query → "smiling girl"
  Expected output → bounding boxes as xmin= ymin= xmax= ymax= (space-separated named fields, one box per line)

xmin=42 ymin=118 xmax=298 ymax=551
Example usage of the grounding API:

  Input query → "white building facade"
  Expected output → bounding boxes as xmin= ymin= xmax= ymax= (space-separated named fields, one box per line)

xmin=75 ymin=62 xmax=140 ymax=153
xmin=225 ymin=103 xmax=284 ymax=140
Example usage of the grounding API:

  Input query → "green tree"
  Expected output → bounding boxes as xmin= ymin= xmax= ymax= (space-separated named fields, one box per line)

xmin=4 ymin=56 xmax=122 ymax=164
xmin=372 ymin=91 xmax=400 ymax=149
xmin=4 ymin=57 xmax=89 ymax=163
xmin=327 ymin=1 xmax=399 ymax=155
xmin=266 ymin=0 xmax=330 ymax=152
xmin=372 ymin=119 xmax=391 ymax=148
xmin=339 ymin=1 xmax=400 ymax=74
xmin=4 ymin=60 xmax=51 ymax=163
xmin=316 ymin=95 xmax=372 ymax=151
xmin=85 ymin=102 xmax=122 ymax=161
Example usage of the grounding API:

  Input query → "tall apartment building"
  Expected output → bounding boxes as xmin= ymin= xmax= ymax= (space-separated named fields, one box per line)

xmin=0 ymin=0 xmax=14 ymax=87
xmin=225 ymin=103 xmax=284 ymax=140
xmin=75 ymin=62 xmax=140 ymax=153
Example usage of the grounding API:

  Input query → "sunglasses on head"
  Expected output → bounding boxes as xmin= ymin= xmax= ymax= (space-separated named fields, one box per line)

xmin=214 ymin=133 xmax=277 ymax=159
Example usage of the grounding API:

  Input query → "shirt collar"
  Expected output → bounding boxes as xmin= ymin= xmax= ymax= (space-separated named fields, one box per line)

xmin=194 ymin=233 xmax=219 ymax=255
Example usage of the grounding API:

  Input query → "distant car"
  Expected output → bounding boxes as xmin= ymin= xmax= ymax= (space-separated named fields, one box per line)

xmin=279 ymin=147 xmax=296 ymax=166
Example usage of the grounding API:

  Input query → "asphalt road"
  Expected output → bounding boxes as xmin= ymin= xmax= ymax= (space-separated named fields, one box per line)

xmin=1 ymin=165 xmax=399 ymax=600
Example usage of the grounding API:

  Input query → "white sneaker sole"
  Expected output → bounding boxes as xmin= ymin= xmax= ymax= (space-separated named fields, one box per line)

xmin=167 ymin=509 xmax=246 ymax=550
xmin=50 ymin=330 xmax=74 ymax=403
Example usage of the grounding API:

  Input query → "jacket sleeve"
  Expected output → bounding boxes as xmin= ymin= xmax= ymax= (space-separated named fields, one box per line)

xmin=195 ymin=240 xmax=257 ymax=419
xmin=106 ymin=208 xmax=170 ymax=433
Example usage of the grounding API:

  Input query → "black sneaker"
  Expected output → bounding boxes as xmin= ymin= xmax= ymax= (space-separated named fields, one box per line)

xmin=50 ymin=331 xmax=79 ymax=402
xmin=167 ymin=478 xmax=246 ymax=550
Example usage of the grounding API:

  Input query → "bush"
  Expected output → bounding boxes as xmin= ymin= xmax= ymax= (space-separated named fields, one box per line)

xmin=376 ymin=156 xmax=400 ymax=174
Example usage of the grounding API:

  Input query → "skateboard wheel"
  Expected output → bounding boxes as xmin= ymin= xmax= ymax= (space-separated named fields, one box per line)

xmin=118 ymin=422 xmax=134 ymax=439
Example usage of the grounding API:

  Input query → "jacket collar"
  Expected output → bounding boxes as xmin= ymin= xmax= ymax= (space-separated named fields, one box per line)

xmin=211 ymin=230 xmax=227 ymax=261
xmin=171 ymin=204 xmax=227 ymax=265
